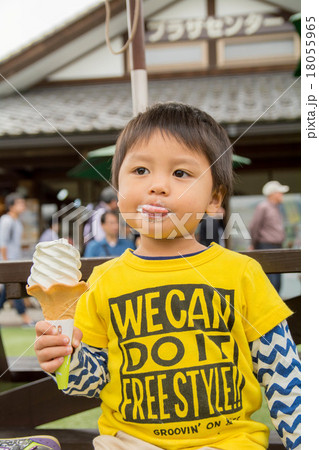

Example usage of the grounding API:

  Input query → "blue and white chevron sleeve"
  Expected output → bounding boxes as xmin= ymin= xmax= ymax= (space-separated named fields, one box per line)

xmin=62 ymin=343 xmax=109 ymax=398
xmin=250 ymin=320 xmax=301 ymax=449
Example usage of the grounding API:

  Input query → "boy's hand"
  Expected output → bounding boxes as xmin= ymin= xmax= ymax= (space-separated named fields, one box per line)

xmin=34 ymin=321 xmax=83 ymax=373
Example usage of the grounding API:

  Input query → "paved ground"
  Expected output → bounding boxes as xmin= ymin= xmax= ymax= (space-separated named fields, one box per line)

xmin=0 ymin=303 xmax=44 ymax=327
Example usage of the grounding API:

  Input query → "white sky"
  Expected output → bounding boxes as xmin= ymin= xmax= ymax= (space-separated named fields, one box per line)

xmin=0 ymin=0 xmax=301 ymax=62
xmin=0 ymin=0 xmax=104 ymax=61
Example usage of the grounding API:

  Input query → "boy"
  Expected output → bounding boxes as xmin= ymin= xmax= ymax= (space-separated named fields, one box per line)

xmin=35 ymin=103 xmax=300 ymax=450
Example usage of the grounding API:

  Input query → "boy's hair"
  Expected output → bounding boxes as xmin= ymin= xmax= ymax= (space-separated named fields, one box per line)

xmin=112 ymin=102 xmax=233 ymax=197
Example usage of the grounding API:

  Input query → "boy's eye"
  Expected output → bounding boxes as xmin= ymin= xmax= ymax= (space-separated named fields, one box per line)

xmin=174 ymin=170 xmax=188 ymax=178
xmin=135 ymin=167 xmax=149 ymax=175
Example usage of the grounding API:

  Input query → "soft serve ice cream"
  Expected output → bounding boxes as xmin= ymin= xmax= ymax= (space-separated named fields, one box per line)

xmin=27 ymin=239 xmax=87 ymax=320
xmin=27 ymin=238 xmax=82 ymax=288
xmin=27 ymin=238 xmax=88 ymax=388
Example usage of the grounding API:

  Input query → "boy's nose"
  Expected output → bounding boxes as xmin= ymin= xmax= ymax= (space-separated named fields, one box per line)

xmin=148 ymin=181 xmax=169 ymax=195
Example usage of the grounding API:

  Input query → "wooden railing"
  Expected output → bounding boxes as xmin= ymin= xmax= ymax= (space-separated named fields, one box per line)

xmin=0 ymin=249 xmax=301 ymax=449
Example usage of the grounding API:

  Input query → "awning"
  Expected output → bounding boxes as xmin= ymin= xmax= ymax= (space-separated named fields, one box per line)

xmin=67 ymin=145 xmax=115 ymax=180
xmin=68 ymin=145 xmax=251 ymax=181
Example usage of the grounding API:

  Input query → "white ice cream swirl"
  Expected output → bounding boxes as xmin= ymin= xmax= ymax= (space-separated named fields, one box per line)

xmin=27 ymin=238 xmax=82 ymax=288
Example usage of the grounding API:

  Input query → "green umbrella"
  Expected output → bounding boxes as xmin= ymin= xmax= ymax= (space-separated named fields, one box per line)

xmin=68 ymin=145 xmax=251 ymax=180
xmin=67 ymin=145 xmax=116 ymax=181
xmin=232 ymin=154 xmax=251 ymax=168
xmin=290 ymin=12 xmax=301 ymax=77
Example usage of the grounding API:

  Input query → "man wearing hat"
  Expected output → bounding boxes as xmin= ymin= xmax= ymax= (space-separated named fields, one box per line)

xmin=249 ymin=181 xmax=289 ymax=292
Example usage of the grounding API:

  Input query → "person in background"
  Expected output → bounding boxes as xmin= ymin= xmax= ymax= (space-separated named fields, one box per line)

xmin=83 ymin=187 xmax=118 ymax=246
xmin=0 ymin=192 xmax=34 ymax=326
xmin=83 ymin=211 xmax=134 ymax=257
xmin=131 ymin=229 xmax=141 ymax=248
xmin=249 ymin=180 xmax=289 ymax=292
xmin=39 ymin=216 xmax=59 ymax=242
xmin=197 ymin=206 xmax=226 ymax=247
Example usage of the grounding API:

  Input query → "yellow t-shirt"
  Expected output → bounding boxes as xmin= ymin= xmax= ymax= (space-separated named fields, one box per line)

xmin=75 ymin=244 xmax=292 ymax=450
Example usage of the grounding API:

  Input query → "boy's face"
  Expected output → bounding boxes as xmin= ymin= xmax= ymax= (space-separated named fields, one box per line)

xmin=117 ymin=131 xmax=221 ymax=240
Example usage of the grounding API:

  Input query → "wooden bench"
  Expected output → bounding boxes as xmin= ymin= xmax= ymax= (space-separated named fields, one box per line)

xmin=0 ymin=250 xmax=300 ymax=449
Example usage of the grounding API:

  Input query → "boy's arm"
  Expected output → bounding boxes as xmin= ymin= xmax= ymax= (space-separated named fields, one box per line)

xmin=61 ymin=342 xmax=109 ymax=398
xmin=249 ymin=320 xmax=301 ymax=450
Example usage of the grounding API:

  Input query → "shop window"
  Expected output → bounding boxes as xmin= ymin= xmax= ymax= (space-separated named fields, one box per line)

xmin=143 ymin=41 xmax=209 ymax=73
xmin=217 ymin=32 xmax=300 ymax=67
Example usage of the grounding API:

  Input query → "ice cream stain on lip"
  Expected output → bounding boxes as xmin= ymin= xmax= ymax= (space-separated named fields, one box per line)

xmin=137 ymin=204 xmax=171 ymax=215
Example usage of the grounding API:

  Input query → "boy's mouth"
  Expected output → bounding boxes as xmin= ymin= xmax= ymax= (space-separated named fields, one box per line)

xmin=137 ymin=204 xmax=171 ymax=221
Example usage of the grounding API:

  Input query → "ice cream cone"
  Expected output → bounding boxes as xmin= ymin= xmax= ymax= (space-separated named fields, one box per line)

xmin=26 ymin=281 xmax=88 ymax=320
xmin=27 ymin=281 xmax=88 ymax=389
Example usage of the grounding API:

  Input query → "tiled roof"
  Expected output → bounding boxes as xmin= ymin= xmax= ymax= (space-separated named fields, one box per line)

xmin=0 ymin=72 xmax=300 ymax=137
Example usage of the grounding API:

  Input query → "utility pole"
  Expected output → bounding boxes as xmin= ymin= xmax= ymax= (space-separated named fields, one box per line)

xmin=126 ymin=0 xmax=148 ymax=115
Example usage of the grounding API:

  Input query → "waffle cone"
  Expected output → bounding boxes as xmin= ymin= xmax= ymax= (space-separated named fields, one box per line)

xmin=26 ymin=281 xmax=88 ymax=320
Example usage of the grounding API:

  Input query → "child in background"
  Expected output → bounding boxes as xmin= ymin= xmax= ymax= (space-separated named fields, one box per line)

xmin=35 ymin=103 xmax=300 ymax=450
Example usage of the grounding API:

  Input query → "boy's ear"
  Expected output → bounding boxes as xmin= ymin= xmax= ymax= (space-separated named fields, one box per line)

xmin=206 ymin=186 xmax=226 ymax=216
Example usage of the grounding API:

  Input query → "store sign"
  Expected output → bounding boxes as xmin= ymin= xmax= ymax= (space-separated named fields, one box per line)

xmin=146 ymin=13 xmax=293 ymax=43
